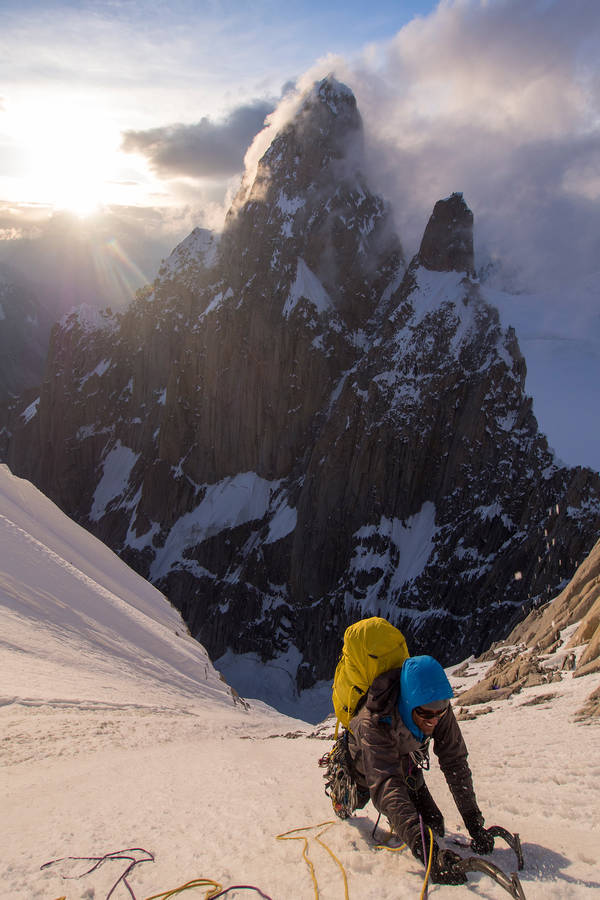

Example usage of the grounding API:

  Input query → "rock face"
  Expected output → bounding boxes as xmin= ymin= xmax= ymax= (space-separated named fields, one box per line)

xmin=454 ymin=537 xmax=600 ymax=718
xmin=0 ymin=264 xmax=52 ymax=406
xmin=5 ymin=77 xmax=600 ymax=694
xmin=417 ymin=192 xmax=475 ymax=275
xmin=508 ymin=536 xmax=600 ymax=678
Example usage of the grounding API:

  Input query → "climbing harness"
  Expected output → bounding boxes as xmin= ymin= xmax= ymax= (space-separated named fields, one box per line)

xmin=319 ymin=731 xmax=359 ymax=819
xmin=276 ymin=821 xmax=349 ymax=900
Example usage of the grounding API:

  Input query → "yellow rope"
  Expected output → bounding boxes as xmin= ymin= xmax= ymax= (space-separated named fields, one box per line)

xmin=372 ymin=822 xmax=408 ymax=853
xmin=277 ymin=819 xmax=434 ymax=899
xmin=145 ymin=877 xmax=223 ymax=899
xmin=372 ymin=823 xmax=432 ymax=899
xmin=419 ymin=827 xmax=434 ymax=900
xmin=276 ymin=820 xmax=349 ymax=900
xmin=314 ymin=824 xmax=349 ymax=900
xmin=374 ymin=842 xmax=408 ymax=852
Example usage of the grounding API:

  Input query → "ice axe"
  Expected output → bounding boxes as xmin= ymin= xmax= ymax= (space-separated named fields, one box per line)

xmin=455 ymin=856 xmax=526 ymax=899
xmin=451 ymin=824 xmax=526 ymax=899
xmin=453 ymin=824 xmax=524 ymax=870
xmin=486 ymin=825 xmax=524 ymax=870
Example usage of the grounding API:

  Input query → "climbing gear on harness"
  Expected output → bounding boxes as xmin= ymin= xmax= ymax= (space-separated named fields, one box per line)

xmin=319 ymin=729 xmax=367 ymax=819
xmin=276 ymin=821 xmax=349 ymax=900
xmin=409 ymin=737 xmax=431 ymax=772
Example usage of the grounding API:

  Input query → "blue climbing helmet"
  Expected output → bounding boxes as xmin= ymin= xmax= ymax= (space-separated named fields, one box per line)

xmin=398 ymin=655 xmax=453 ymax=740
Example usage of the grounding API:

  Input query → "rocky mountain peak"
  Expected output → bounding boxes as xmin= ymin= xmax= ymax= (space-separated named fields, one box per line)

xmin=230 ymin=76 xmax=364 ymax=217
xmin=298 ymin=75 xmax=361 ymax=134
xmin=4 ymin=83 xmax=600 ymax=705
xmin=417 ymin=191 xmax=475 ymax=275
xmin=218 ymin=77 xmax=401 ymax=332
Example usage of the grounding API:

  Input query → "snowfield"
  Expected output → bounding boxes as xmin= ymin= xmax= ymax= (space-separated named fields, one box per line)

xmin=1 ymin=464 xmax=599 ymax=899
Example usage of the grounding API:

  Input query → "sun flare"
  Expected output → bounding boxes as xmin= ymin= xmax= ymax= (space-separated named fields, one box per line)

xmin=9 ymin=99 xmax=123 ymax=214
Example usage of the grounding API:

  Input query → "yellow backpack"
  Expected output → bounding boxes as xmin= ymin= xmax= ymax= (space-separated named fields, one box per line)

xmin=332 ymin=616 xmax=409 ymax=733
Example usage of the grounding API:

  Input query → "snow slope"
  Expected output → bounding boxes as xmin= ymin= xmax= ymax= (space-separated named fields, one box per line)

xmin=1 ymin=464 xmax=599 ymax=899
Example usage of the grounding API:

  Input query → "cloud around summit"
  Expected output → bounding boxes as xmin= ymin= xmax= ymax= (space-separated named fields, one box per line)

xmin=121 ymin=100 xmax=275 ymax=180
xmin=230 ymin=0 xmax=600 ymax=291
xmin=331 ymin=0 xmax=600 ymax=289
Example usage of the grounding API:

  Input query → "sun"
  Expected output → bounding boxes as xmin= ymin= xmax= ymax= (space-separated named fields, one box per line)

xmin=52 ymin=180 xmax=104 ymax=218
xmin=12 ymin=99 xmax=122 ymax=215
xmin=35 ymin=131 xmax=115 ymax=217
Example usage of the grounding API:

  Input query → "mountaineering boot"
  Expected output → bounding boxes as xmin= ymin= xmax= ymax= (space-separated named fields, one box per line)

xmin=412 ymin=783 xmax=445 ymax=837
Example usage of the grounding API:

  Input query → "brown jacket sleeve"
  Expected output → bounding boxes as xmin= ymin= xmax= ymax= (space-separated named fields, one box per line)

xmin=351 ymin=714 xmax=423 ymax=851
xmin=432 ymin=707 xmax=481 ymax=825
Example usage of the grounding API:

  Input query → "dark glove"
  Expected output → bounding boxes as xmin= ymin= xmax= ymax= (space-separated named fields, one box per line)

xmin=429 ymin=848 xmax=468 ymax=885
xmin=464 ymin=813 xmax=494 ymax=855
xmin=412 ymin=838 xmax=467 ymax=886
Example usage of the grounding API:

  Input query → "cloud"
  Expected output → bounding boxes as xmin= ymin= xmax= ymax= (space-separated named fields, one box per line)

xmin=339 ymin=0 xmax=600 ymax=289
xmin=121 ymin=100 xmax=276 ymax=179
xmin=235 ymin=0 xmax=599 ymax=291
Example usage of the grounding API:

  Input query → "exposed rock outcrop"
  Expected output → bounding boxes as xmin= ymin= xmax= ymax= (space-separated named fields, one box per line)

xmin=508 ymin=536 xmax=600 ymax=677
xmin=457 ymin=538 xmax=600 ymax=716
xmin=417 ymin=192 xmax=475 ymax=276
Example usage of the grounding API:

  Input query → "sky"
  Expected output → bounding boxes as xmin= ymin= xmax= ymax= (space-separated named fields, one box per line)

xmin=1 ymin=0 xmax=599 ymax=468
xmin=1 ymin=0 xmax=598 ymax=289
xmin=0 ymin=0 xmax=434 ymax=218
xmin=1 ymin=461 xmax=600 ymax=899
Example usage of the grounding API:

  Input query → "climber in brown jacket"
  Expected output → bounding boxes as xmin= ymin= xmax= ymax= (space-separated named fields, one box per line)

xmin=347 ymin=655 xmax=493 ymax=886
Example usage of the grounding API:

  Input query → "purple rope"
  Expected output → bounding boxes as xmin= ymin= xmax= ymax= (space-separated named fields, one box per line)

xmin=208 ymin=886 xmax=274 ymax=899
xmin=41 ymin=848 xmax=155 ymax=900
xmin=41 ymin=850 xmax=273 ymax=900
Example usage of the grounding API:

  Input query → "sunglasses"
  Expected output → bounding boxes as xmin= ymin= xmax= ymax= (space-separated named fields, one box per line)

xmin=413 ymin=704 xmax=449 ymax=721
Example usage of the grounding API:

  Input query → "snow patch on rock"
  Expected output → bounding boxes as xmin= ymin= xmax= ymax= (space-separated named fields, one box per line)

xmin=90 ymin=442 xmax=139 ymax=522
xmin=283 ymin=258 xmax=332 ymax=318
